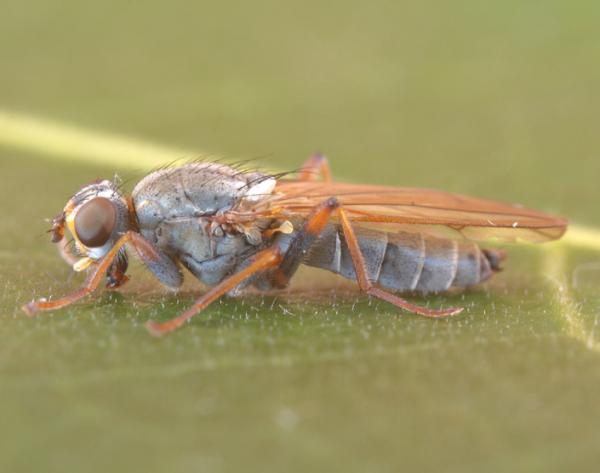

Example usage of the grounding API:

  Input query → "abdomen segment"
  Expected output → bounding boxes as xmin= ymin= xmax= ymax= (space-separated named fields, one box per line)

xmin=304 ymin=226 xmax=503 ymax=293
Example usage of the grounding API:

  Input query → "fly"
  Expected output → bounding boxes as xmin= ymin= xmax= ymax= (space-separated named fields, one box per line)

xmin=23 ymin=155 xmax=568 ymax=335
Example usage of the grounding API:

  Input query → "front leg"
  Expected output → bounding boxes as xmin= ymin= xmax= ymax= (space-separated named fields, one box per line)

xmin=106 ymin=250 xmax=129 ymax=289
xmin=23 ymin=232 xmax=182 ymax=315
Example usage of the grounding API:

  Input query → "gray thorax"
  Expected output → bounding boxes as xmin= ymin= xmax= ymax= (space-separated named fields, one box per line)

xmin=131 ymin=163 xmax=277 ymax=286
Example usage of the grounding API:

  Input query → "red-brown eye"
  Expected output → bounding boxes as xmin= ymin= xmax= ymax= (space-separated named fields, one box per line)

xmin=74 ymin=198 xmax=117 ymax=248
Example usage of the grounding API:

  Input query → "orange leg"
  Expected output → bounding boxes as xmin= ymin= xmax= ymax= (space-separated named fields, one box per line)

xmin=145 ymin=246 xmax=283 ymax=336
xmin=270 ymin=197 xmax=339 ymax=288
xmin=337 ymin=207 xmax=463 ymax=318
xmin=50 ymin=212 xmax=79 ymax=266
xmin=22 ymin=231 xmax=179 ymax=315
xmin=298 ymin=153 xmax=333 ymax=183
xmin=56 ymin=237 xmax=80 ymax=266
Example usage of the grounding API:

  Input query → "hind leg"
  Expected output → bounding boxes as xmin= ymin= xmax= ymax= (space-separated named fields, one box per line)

xmin=269 ymin=197 xmax=340 ymax=288
xmin=298 ymin=153 xmax=332 ymax=183
xmin=267 ymin=196 xmax=463 ymax=318
xmin=336 ymin=207 xmax=463 ymax=317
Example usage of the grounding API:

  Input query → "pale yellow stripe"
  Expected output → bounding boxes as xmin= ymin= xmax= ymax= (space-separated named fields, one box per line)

xmin=1 ymin=109 xmax=600 ymax=253
xmin=544 ymin=245 xmax=599 ymax=352
xmin=561 ymin=225 xmax=600 ymax=251
xmin=0 ymin=109 xmax=196 ymax=168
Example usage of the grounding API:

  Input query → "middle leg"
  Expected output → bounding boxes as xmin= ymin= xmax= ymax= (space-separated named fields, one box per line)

xmin=145 ymin=246 xmax=283 ymax=336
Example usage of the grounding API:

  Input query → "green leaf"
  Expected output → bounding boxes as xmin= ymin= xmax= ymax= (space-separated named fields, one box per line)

xmin=2 ymin=2 xmax=600 ymax=471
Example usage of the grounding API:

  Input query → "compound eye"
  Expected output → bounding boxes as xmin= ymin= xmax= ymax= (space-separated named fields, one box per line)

xmin=74 ymin=198 xmax=117 ymax=248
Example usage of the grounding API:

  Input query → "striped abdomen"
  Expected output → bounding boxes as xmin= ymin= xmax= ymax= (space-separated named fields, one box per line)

xmin=304 ymin=226 xmax=503 ymax=293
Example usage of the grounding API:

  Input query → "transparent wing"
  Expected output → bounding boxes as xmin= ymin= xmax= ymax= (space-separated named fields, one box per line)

xmin=239 ymin=181 xmax=567 ymax=243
